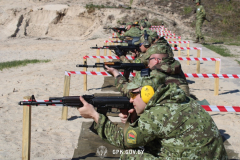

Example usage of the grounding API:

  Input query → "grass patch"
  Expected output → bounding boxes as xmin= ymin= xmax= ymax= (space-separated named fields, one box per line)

xmin=235 ymin=60 xmax=240 ymax=65
xmin=85 ymin=3 xmax=116 ymax=13
xmin=130 ymin=0 xmax=133 ymax=6
xmin=203 ymin=44 xmax=233 ymax=57
xmin=183 ymin=6 xmax=192 ymax=14
xmin=0 ymin=59 xmax=50 ymax=71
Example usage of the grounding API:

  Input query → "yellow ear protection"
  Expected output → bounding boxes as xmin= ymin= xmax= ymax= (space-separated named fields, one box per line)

xmin=140 ymin=85 xmax=155 ymax=103
xmin=143 ymin=30 xmax=151 ymax=48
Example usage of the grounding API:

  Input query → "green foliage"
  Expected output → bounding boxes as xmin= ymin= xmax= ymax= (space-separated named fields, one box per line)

xmin=130 ymin=0 xmax=133 ymax=6
xmin=0 ymin=59 xmax=50 ymax=71
xmin=85 ymin=3 xmax=115 ymax=13
xmin=235 ymin=60 xmax=240 ymax=65
xmin=203 ymin=44 xmax=233 ymax=57
xmin=183 ymin=6 xmax=192 ymax=15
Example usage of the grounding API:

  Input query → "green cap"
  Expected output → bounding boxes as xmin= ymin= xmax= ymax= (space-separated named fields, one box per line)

xmin=144 ymin=44 xmax=169 ymax=60
xmin=126 ymin=22 xmax=133 ymax=26
xmin=195 ymin=0 xmax=200 ymax=3
xmin=127 ymin=70 xmax=164 ymax=90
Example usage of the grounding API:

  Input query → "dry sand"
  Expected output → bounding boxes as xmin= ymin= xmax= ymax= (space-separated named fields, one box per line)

xmin=0 ymin=0 xmax=240 ymax=159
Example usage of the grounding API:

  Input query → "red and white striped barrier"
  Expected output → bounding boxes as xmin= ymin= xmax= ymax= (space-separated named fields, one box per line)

xmin=65 ymin=71 xmax=136 ymax=77
xmin=202 ymin=105 xmax=240 ymax=112
xmin=65 ymin=71 xmax=240 ymax=79
xmin=83 ymin=56 xmax=221 ymax=62
xmin=158 ymin=33 xmax=175 ymax=36
xmin=22 ymin=101 xmax=240 ymax=112
xmin=165 ymin=37 xmax=181 ymax=39
xmin=172 ymin=47 xmax=201 ymax=50
xmin=168 ymin=41 xmax=190 ymax=44
xmin=175 ymin=57 xmax=221 ymax=61
xmin=83 ymin=55 xmax=134 ymax=60
xmin=151 ymin=26 xmax=164 ymax=28
xmin=184 ymin=73 xmax=240 ymax=79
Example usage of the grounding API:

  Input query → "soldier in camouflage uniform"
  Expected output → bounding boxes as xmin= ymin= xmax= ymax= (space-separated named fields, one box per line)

xmin=148 ymin=41 xmax=190 ymax=96
xmin=117 ymin=22 xmax=141 ymax=41
xmin=194 ymin=0 xmax=206 ymax=44
xmin=78 ymin=81 xmax=228 ymax=159
xmin=106 ymin=44 xmax=190 ymax=96
xmin=140 ymin=22 xmax=158 ymax=42
xmin=119 ymin=34 xmax=153 ymax=66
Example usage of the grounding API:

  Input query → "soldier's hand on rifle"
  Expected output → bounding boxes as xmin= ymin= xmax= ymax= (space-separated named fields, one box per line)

xmin=114 ymin=48 xmax=124 ymax=57
xmin=131 ymin=49 xmax=140 ymax=58
xmin=105 ymin=65 xmax=120 ymax=78
xmin=78 ymin=96 xmax=99 ymax=123
xmin=119 ymin=109 xmax=138 ymax=123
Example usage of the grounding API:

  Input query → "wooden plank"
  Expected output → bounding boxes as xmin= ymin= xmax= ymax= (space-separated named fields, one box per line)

xmin=214 ymin=59 xmax=220 ymax=96
xmin=22 ymin=96 xmax=31 ymax=160
xmin=62 ymin=74 xmax=71 ymax=120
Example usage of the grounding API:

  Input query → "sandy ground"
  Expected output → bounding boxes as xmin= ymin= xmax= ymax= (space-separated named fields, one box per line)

xmin=0 ymin=0 xmax=240 ymax=159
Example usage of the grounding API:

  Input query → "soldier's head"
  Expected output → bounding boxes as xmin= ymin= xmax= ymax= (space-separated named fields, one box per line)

xmin=195 ymin=0 xmax=200 ymax=5
xmin=140 ymin=22 xmax=147 ymax=30
xmin=145 ymin=44 xmax=169 ymax=69
xmin=127 ymin=72 xmax=162 ymax=114
xmin=144 ymin=17 xmax=148 ymax=21
xmin=137 ymin=32 xmax=153 ymax=53
xmin=126 ymin=22 xmax=133 ymax=30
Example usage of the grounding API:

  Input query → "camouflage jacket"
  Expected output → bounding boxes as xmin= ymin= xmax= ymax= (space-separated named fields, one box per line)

xmin=141 ymin=28 xmax=157 ymax=40
xmin=117 ymin=27 xmax=141 ymax=40
xmin=196 ymin=5 xmax=206 ymax=21
xmin=93 ymin=83 xmax=228 ymax=159
xmin=118 ymin=56 xmax=188 ymax=93
xmin=151 ymin=57 xmax=188 ymax=86
xmin=119 ymin=53 xmax=148 ymax=66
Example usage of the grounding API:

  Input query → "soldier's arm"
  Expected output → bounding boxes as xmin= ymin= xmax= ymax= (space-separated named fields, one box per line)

xmin=93 ymin=106 xmax=167 ymax=149
xmin=115 ymin=75 xmax=131 ymax=97
xmin=151 ymin=58 xmax=181 ymax=74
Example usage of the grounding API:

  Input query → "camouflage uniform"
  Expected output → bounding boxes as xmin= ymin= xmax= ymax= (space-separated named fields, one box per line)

xmin=117 ymin=22 xmax=141 ymax=41
xmin=119 ymin=35 xmax=153 ymax=66
xmin=195 ymin=0 xmax=206 ymax=42
xmin=119 ymin=43 xmax=190 ymax=96
xmin=93 ymin=83 xmax=228 ymax=159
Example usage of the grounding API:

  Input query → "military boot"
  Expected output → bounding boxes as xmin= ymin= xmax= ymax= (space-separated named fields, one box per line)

xmin=200 ymin=38 xmax=205 ymax=44
xmin=193 ymin=38 xmax=199 ymax=43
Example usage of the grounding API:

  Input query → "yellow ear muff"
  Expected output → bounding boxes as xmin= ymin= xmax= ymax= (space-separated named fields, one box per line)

xmin=141 ymin=85 xmax=155 ymax=104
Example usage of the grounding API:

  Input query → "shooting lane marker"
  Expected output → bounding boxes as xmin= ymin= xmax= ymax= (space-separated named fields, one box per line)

xmin=96 ymin=49 xmax=100 ymax=72
xmin=104 ymin=43 xmax=107 ymax=62
xmin=214 ymin=58 xmax=220 ymax=96
xmin=84 ymin=55 xmax=220 ymax=74
xmin=62 ymin=71 xmax=71 ymax=120
xmin=68 ymin=71 xmax=239 ymax=95
xmin=178 ymin=37 xmax=181 ymax=57
xmin=22 ymin=96 xmax=31 ymax=160
xmin=196 ymin=50 xmax=201 ymax=73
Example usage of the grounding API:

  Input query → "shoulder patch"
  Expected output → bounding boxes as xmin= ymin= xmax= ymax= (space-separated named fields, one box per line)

xmin=127 ymin=130 xmax=137 ymax=144
xmin=135 ymin=59 xmax=141 ymax=63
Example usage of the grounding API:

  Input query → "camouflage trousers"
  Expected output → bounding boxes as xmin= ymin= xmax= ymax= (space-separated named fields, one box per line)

xmin=195 ymin=20 xmax=204 ymax=39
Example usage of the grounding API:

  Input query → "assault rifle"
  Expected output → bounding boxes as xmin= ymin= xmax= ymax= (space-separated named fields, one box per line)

xmin=103 ymin=27 xmax=127 ymax=33
xmin=76 ymin=62 xmax=146 ymax=80
xmin=90 ymin=45 xmax=141 ymax=57
xmin=18 ymin=95 xmax=133 ymax=114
